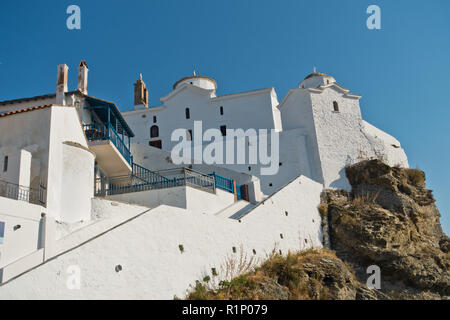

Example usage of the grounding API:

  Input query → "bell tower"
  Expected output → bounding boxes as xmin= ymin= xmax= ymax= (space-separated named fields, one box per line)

xmin=134 ymin=73 xmax=149 ymax=109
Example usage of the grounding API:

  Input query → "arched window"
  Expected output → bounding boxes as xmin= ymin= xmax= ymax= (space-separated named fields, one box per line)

xmin=220 ymin=106 xmax=224 ymax=115
xmin=185 ymin=108 xmax=190 ymax=119
xmin=333 ymin=101 xmax=339 ymax=112
xmin=150 ymin=125 xmax=159 ymax=138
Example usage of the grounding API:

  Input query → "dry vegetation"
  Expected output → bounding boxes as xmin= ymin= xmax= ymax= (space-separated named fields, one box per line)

xmin=186 ymin=249 xmax=346 ymax=300
xmin=405 ymin=168 xmax=425 ymax=187
xmin=351 ymin=191 xmax=379 ymax=207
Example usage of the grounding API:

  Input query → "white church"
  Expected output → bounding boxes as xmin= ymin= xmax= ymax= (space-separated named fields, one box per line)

xmin=0 ymin=62 xmax=408 ymax=299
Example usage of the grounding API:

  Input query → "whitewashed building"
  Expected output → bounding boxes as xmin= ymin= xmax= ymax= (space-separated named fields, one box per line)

xmin=123 ymin=71 xmax=408 ymax=194
xmin=0 ymin=63 xmax=408 ymax=299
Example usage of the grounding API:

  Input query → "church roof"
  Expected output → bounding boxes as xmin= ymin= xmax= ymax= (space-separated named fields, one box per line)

xmin=304 ymin=72 xmax=330 ymax=80
xmin=173 ymin=75 xmax=217 ymax=90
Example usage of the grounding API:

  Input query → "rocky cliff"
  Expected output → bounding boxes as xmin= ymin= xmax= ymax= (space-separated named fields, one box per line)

xmin=186 ymin=160 xmax=449 ymax=300
xmin=320 ymin=159 xmax=449 ymax=299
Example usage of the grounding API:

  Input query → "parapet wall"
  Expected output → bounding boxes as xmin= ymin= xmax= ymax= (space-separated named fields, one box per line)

xmin=0 ymin=175 xmax=323 ymax=299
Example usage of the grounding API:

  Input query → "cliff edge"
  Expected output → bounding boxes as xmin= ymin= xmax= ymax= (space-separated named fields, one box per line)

xmin=186 ymin=160 xmax=449 ymax=300
xmin=321 ymin=159 xmax=449 ymax=299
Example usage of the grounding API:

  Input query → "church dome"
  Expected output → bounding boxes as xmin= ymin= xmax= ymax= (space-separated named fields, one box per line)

xmin=173 ymin=73 xmax=217 ymax=90
xmin=299 ymin=71 xmax=335 ymax=89
xmin=304 ymin=72 xmax=330 ymax=80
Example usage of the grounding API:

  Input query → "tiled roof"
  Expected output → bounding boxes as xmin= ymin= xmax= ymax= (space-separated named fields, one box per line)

xmin=0 ymin=90 xmax=81 ymax=106
xmin=0 ymin=105 xmax=52 ymax=118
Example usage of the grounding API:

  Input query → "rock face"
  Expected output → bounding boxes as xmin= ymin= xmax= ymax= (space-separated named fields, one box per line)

xmin=322 ymin=160 xmax=450 ymax=299
xmin=186 ymin=160 xmax=449 ymax=300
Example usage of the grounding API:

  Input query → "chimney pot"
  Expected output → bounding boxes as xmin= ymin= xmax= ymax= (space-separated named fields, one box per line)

xmin=78 ymin=60 xmax=89 ymax=95
xmin=56 ymin=64 xmax=69 ymax=105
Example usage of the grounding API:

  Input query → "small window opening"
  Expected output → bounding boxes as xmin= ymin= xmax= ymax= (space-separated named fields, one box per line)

xmin=333 ymin=101 xmax=339 ymax=112
xmin=153 ymin=116 xmax=157 ymax=123
xmin=185 ymin=108 xmax=190 ymax=119
xmin=0 ymin=221 xmax=5 ymax=245
xmin=220 ymin=125 xmax=227 ymax=136
xmin=150 ymin=125 xmax=159 ymax=138
xmin=3 ymin=156 xmax=8 ymax=172
xmin=220 ymin=106 xmax=224 ymax=115
xmin=149 ymin=140 xmax=162 ymax=149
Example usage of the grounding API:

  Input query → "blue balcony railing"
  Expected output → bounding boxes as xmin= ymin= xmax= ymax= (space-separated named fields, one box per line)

xmin=209 ymin=172 xmax=234 ymax=193
xmin=95 ymin=166 xmax=215 ymax=197
xmin=209 ymin=172 xmax=245 ymax=200
xmin=83 ymin=122 xmax=133 ymax=166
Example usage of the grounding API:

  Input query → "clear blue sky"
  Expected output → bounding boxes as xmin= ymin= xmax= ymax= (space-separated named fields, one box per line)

xmin=1 ymin=0 xmax=449 ymax=233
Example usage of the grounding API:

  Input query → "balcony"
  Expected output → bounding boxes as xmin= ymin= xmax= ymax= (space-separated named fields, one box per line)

xmin=95 ymin=165 xmax=216 ymax=197
xmin=84 ymin=122 xmax=133 ymax=177
xmin=0 ymin=180 xmax=46 ymax=206
xmin=82 ymin=96 xmax=135 ymax=177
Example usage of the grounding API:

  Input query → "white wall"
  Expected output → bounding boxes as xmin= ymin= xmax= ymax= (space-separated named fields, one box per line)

xmin=46 ymin=106 xmax=95 ymax=223
xmin=108 ymin=185 xmax=235 ymax=215
xmin=0 ymin=108 xmax=52 ymax=191
xmin=0 ymin=105 xmax=95 ymax=223
xmin=0 ymin=197 xmax=44 ymax=268
xmin=0 ymin=175 xmax=323 ymax=299
xmin=123 ymin=86 xmax=279 ymax=152
xmin=362 ymin=120 xmax=409 ymax=168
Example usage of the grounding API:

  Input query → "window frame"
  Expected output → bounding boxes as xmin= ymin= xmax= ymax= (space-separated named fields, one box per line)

xmin=220 ymin=125 xmax=227 ymax=136
xmin=0 ymin=221 xmax=5 ymax=245
xmin=150 ymin=125 xmax=159 ymax=138
xmin=3 ymin=156 xmax=8 ymax=172
xmin=333 ymin=101 xmax=339 ymax=112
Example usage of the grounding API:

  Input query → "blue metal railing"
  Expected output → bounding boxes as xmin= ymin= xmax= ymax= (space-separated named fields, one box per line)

xmin=236 ymin=183 xmax=243 ymax=200
xmin=95 ymin=166 xmax=215 ymax=197
xmin=132 ymin=163 xmax=170 ymax=185
xmin=209 ymin=172 xmax=245 ymax=200
xmin=83 ymin=122 xmax=133 ymax=166
xmin=210 ymin=172 xmax=234 ymax=193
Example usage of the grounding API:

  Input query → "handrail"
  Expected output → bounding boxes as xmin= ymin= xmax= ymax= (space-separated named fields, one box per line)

xmin=209 ymin=172 xmax=234 ymax=193
xmin=95 ymin=166 xmax=215 ymax=197
xmin=107 ymin=122 xmax=133 ymax=165
xmin=132 ymin=163 xmax=170 ymax=184
xmin=83 ymin=122 xmax=133 ymax=165
xmin=0 ymin=179 xmax=46 ymax=206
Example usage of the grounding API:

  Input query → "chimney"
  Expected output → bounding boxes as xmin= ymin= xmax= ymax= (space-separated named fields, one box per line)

xmin=134 ymin=74 xmax=149 ymax=108
xmin=78 ymin=61 xmax=88 ymax=95
xmin=56 ymin=64 xmax=68 ymax=105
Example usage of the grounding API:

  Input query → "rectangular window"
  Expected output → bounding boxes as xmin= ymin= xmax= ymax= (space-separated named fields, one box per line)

xmin=0 ymin=221 xmax=5 ymax=244
xmin=149 ymin=140 xmax=162 ymax=149
xmin=3 ymin=156 xmax=8 ymax=172
xmin=153 ymin=116 xmax=157 ymax=123
xmin=220 ymin=125 xmax=227 ymax=136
